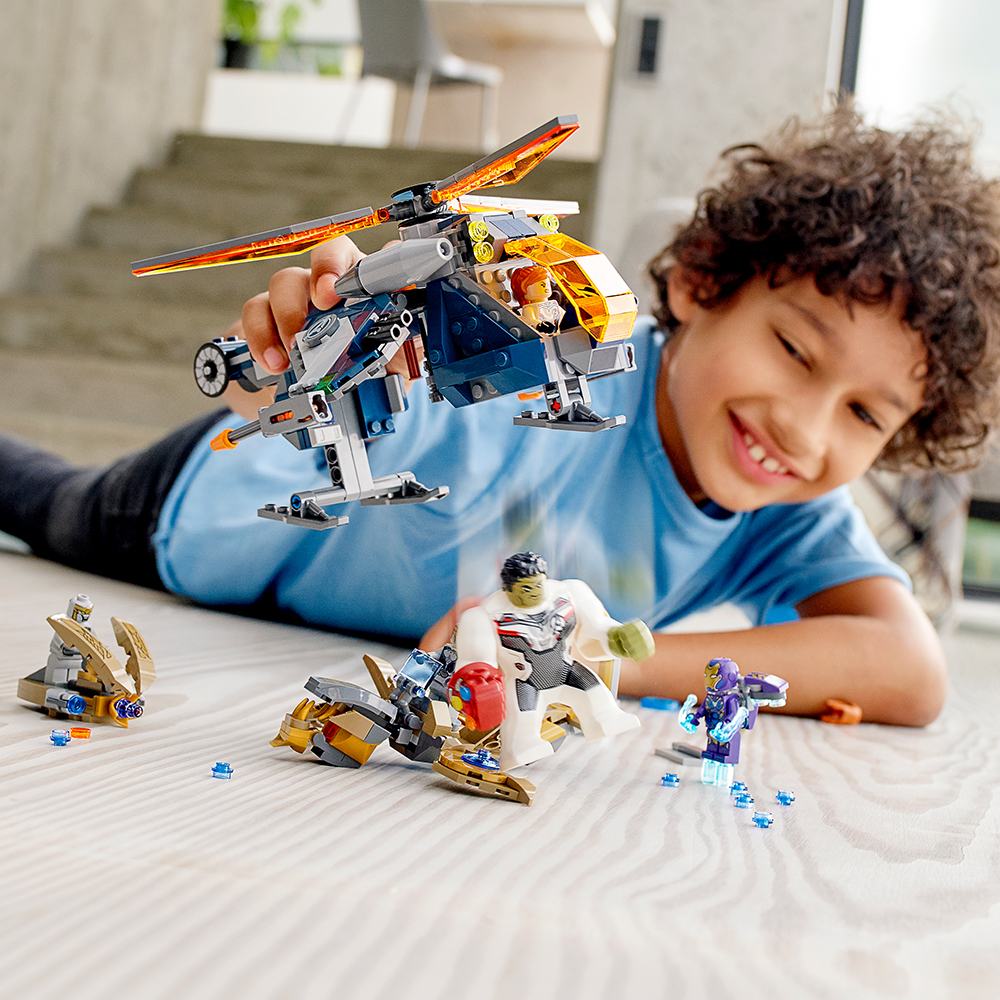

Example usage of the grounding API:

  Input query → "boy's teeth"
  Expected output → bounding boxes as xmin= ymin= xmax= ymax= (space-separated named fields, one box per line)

xmin=743 ymin=433 xmax=789 ymax=474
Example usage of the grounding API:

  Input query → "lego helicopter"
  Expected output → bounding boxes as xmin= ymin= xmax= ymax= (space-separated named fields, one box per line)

xmin=132 ymin=116 xmax=639 ymax=529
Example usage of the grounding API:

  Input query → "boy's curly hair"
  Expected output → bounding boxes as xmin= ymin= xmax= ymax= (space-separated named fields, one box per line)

xmin=648 ymin=106 xmax=1000 ymax=472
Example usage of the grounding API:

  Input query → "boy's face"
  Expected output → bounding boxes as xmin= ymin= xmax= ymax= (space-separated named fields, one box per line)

xmin=658 ymin=271 xmax=926 ymax=511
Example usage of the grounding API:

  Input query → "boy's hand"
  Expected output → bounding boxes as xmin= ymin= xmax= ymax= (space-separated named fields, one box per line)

xmin=419 ymin=597 xmax=484 ymax=652
xmin=242 ymin=236 xmax=365 ymax=375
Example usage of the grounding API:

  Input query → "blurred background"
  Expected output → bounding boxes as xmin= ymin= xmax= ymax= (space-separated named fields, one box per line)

xmin=2 ymin=0 xmax=999 ymax=613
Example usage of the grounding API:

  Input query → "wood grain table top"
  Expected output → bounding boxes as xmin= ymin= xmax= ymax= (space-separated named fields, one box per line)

xmin=2 ymin=551 xmax=998 ymax=1000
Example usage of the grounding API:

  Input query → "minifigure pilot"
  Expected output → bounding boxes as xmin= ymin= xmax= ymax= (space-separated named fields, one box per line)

xmin=510 ymin=265 xmax=565 ymax=332
xmin=454 ymin=552 xmax=654 ymax=769
xmin=44 ymin=594 xmax=94 ymax=686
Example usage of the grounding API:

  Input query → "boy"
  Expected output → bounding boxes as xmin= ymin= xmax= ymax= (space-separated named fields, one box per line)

xmin=3 ymin=108 xmax=998 ymax=726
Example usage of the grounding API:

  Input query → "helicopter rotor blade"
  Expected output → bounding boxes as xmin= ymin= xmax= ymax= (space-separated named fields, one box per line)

xmin=429 ymin=115 xmax=579 ymax=205
xmin=450 ymin=194 xmax=579 ymax=218
xmin=132 ymin=207 xmax=390 ymax=276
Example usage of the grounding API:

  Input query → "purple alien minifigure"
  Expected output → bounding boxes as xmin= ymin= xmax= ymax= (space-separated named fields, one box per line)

xmin=678 ymin=657 xmax=788 ymax=786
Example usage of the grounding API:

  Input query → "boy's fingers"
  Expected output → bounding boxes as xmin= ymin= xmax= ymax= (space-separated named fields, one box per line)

xmin=311 ymin=236 xmax=366 ymax=311
xmin=242 ymin=290 xmax=288 ymax=374
xmin=240 ymin=237 xmax=365 ymax=375
xmin=268 ymin=266 xmax=313 ymax=351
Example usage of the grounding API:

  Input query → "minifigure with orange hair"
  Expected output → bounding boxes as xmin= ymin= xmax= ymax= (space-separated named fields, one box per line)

xmin=510 ymin=265 xmax=565 ymax=332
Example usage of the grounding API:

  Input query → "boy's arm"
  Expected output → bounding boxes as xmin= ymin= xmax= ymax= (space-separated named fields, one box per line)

xmin=617 ymin=576 xmax=947 ymax=727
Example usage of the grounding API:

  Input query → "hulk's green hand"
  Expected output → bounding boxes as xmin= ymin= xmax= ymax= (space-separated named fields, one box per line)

xmin=607 ymin=620 xmax=655 ymax=661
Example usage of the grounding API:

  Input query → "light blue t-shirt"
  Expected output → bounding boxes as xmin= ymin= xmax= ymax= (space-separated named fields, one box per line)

xmin=154 ymin=320 xmax=908 ymax=641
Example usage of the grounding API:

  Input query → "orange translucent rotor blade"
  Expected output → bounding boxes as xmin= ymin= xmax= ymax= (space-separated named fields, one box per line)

xmin=132 ymin=207 xmax=390 ymax=276
xmin=430 ymin=115 xmax=579 ymax=205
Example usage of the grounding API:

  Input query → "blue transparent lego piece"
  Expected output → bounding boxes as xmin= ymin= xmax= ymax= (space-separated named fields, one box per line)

xmin=701 ymin=759 xmax=734 ymax=787
xmin=677 ymin=693 xmax=699 ymax=732
xmin=734 ymin=793 xmax=754 ymax=808
xmin=729 ymin=781 xmax=749 ymax=796
xmin=763 ymin=605 xmax=798 ymax=624
xmin=211 ymin=762 xmax=233 ymax=779
xmin=640 ymin=697 xmax=680 ymax=711
xmin=776 ymin=790 xmax=796 ymax=805
xmin=460 ymin=749 xmax=500 ymax=772
xmin=660 ymin=772 xmax=680 ymax=787
xmin=50 ymin=729 xmax=71 ymax=746
xmin=398 ymin=648 xmax=441 ymax=686
xmin=114 ymin=698 xmax=143 ymax=720
xmin=752 ymin=811 xmax=774 ymax=828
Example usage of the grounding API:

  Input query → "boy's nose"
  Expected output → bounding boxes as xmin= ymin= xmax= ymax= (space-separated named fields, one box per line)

xmin=768 ymin=395 xmax=835 ymax=471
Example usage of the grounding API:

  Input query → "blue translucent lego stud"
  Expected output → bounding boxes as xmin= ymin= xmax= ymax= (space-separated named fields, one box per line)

xmin=114 ymin=698 xmax=143 ymax=720
xmin=660 ymin=772 xmax=680 ymax=787
xmin=752 ymin=811 xmax=773 ymax=828
xmin=50 ymin=729 xmax=71 ymax=746
xmin=461 ymin=749 xmax=500 ymax=772
xmin=64 ymin=694 xmax=87 ymax=715
xmin=776 ymin=790 xmax=795 ymax=805
xmin=640 ymin=697 xmax=681 ymax=711
xmin=734 ymin=793 xmax=754 ymax=808
xmin=729 ymin=781 xmax=748 ymax=797
xmin=211 ymin=762 xmax=233 ymax=779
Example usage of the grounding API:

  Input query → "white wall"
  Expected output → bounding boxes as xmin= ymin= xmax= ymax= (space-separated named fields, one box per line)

xmin=594 ymin=0 xmax=844 ymax=301
xmin=0 ymin=0 xmax=218 ymax=291
xmin=854 ymin=0 xmax=1000 ymax=172
xmin=203 ymin=70 xmax=395 ymax=146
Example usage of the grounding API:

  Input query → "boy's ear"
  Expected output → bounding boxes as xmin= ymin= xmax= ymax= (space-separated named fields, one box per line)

xmin=666 ymin=265 xmax=699 ymax=324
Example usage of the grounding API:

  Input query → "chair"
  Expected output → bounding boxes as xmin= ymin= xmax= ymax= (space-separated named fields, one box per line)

xmin=341 ymin=0 xmax=502 ymax=150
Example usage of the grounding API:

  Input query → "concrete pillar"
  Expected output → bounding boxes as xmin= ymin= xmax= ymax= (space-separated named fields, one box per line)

xmin=594 ymin=0 xmax=846 ymax=308
xmin=0 ymin=0 xmax=218 ymax=291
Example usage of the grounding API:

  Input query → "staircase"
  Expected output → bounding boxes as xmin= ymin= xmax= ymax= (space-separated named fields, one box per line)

xmin=0 ymin=134 xmax=597 ymax=465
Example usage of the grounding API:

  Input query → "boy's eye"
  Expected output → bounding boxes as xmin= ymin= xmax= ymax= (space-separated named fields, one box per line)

xmin=776 ymin=334 xmax=807 ymax=366
xmin=850 ymin=403 xmax=883 ymax=432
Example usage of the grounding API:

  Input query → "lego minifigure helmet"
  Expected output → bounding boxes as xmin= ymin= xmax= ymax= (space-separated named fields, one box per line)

xmin=705 ymin=656 xmax=740 ymax=692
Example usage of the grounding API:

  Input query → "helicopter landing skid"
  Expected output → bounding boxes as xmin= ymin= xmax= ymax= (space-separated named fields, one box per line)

xmin=258 ymin=501 xmax=350 ymax=530
xmin=359 ymin=482 xmax=449 ymax=507
xmin=513 ymin=409 xmax=626 ymax=433
xmin=258 ymin=476 xmax=449 ymax=530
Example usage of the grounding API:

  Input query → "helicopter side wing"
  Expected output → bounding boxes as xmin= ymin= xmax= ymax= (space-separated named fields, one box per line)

xmin=132 ymin=207 xmax=389 ymax=276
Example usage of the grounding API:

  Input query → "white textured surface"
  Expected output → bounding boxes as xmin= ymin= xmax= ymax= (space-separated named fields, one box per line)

xmin=2 ymin=552 xmax=1000 ymax=999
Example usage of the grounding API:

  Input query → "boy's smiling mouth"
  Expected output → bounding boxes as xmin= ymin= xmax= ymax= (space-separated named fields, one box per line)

xmin=729 ymin=413 xmax=801 ymax=485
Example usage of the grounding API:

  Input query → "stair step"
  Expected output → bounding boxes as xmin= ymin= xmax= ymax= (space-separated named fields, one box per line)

xmin=79 ymin=201 xmax=389 ymax=259
xmin=127 ymin=168 xmax=319 ymax=233
xmin=23 ymin=247 xmax=279 ymax=310
xmin=167 ymin=133 xmax=481 ymax=182
xmin=0 ymin=348 xmax=220 ymax=465
xmin=160 ymin=134 xmax=597 ymax=238
xmin=80 ymin=205 xmax=246 ymax=257
xmin=0 ymin=294 xmax=236 ymax=363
